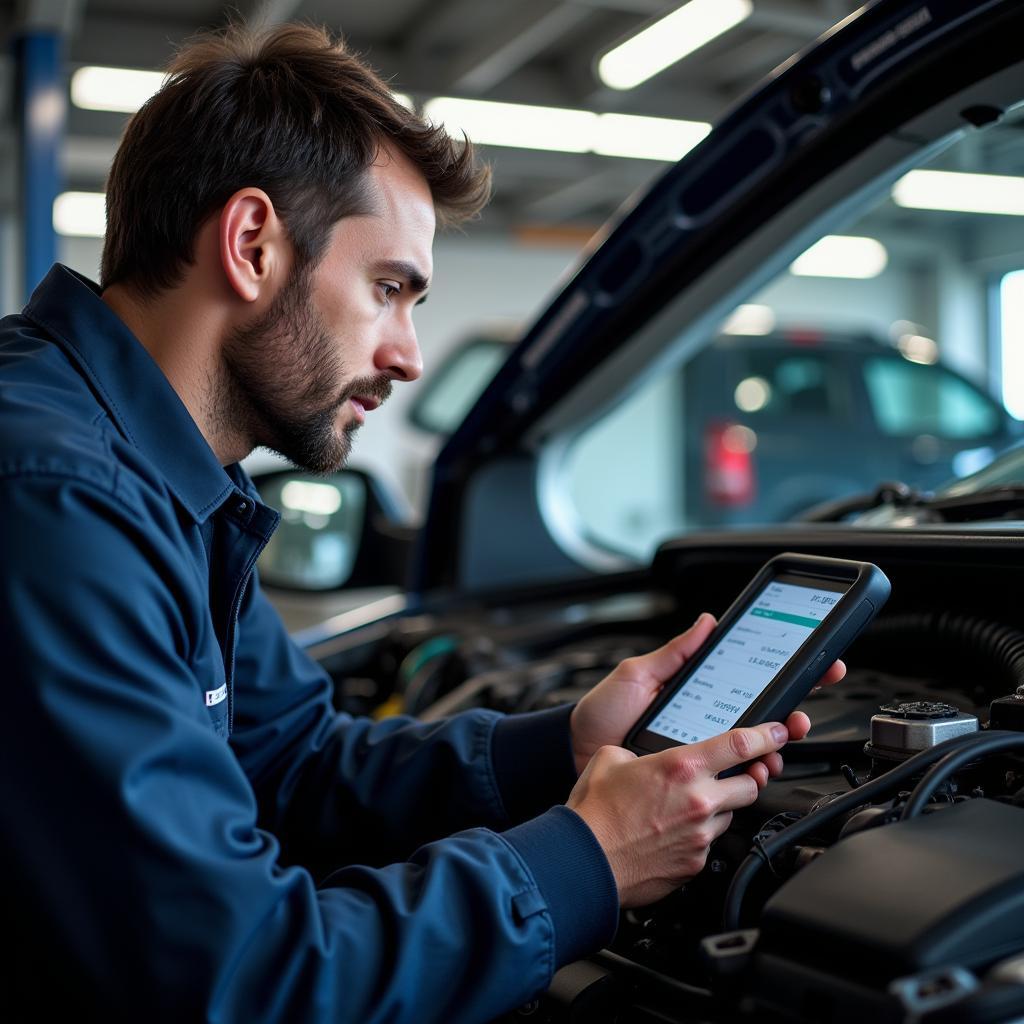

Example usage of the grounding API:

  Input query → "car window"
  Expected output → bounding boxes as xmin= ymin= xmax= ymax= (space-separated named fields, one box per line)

xmin=548 ymin=102 xmax=1024 ymax=565
xmin=733 ymin=350 xmax=854 ymax=421
xmin=863 ymin=357 xmax=1001 ymax=440
xmin=410 ymin=339 xmax=511 ymax=435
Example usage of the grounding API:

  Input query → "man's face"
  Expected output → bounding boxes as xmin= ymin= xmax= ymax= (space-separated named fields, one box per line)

xmin=223 ymin=149 xmax=433 ymax=473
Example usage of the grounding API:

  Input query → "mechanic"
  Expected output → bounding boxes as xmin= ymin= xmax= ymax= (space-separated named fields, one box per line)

xmin=0 ymin=23 xmax=844 ymax=1022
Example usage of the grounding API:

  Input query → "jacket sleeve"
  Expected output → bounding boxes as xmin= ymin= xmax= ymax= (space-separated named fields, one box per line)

xmin=1 ymin=473 xmax=618 ymax=1022
xmin=230 ymin=570 xmax=584 ymax=869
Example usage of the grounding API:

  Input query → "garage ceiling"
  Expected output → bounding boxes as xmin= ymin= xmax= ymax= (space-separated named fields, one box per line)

xmin=1 ymin=0 xmax=863 ymax=231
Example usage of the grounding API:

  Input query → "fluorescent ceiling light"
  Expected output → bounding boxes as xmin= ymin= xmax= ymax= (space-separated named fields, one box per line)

xmin=71 ymin=66 xmax=164 ymax=113
xmin=425 ymin=97 xmax=596 ymax=153
xmin=790 ymin=235 xmax=888 ymax=279
xmin=721 ymin=304 xmax=776 ymax=335
xmin=892 ymin=169 xmax=1024 ymax=216
xmin=53 ymin=191 xmax=106 ymax=237
xmin=425 ymin=97 xmax=709 ymax=161
xmin=598 ymin=0 xmax=753 ymax=91
xmin=72 ymin=65 xmax=412 ymax=117
xmin=593 ymin=113 xmax=710 ymax=161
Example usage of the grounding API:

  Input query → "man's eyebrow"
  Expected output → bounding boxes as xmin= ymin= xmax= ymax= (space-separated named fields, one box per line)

xmin=374 ymin=260 xmax=430 ymax=296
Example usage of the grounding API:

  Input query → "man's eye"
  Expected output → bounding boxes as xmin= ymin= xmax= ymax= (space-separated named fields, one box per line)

xmin=378 ymin=282 xmax=401 ymax=302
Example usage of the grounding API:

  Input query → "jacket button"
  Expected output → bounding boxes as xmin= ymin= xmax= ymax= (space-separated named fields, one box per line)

xmin=236 ymin=500 xmax=248 ymax=514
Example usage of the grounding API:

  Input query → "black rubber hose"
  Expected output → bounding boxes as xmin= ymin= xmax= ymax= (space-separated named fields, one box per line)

xmin=899 ymin=731 xmax=1024 ymax=820
xmin=722 ymin=730 xmax=1024 ymax=931
xmin=861 ymin=612 xmax=1024 ymax=691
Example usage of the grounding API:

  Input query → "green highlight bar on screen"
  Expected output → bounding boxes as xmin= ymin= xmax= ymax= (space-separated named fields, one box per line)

xmin=751 ymin=607 xmax=821 ymax=629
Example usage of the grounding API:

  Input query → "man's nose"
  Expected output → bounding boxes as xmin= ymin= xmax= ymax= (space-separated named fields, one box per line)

xmin=375 ymin=320 xmax=423 ymax=383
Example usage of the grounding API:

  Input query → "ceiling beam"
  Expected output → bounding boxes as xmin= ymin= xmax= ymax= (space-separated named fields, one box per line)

xmin=747 ymin=3 xmax=832 ymax=38
xmin=701 ymin=33 xmax=806 ymax=86
xmin=450 ymin=3 xmax=593 ymax=94
xmin=400 ymin=0 xmax=477 ymax=57
xmin=820 ymin=0 xmax=856 ymax=22
xmin=567 ymin=0 xmax=662 ymax=12
xmin=524 ymin=164 xmax=654 ymax=221
xmin=67 ymin=14 xmax=215 ymax=68
xmin=583 ymin=80 xmax=727 ymax=122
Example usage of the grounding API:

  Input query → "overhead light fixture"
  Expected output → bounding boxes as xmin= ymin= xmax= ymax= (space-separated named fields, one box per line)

xmin=598 ymin=0 xmax=753 ymax=91
xmin=790 ymin=235 xmax=888 ymax=279
xmin=425 ymin=97 xmax=596 ymax=153
xmin=721 ymin=304 xmax=776 ymax=335
xmin=53 ymin=191 xmax=106 ymax=237
xmin=892 ymin=169 xmax=1024 ymax=216
xmin=593 ymin=113 xmax=710 ymax=161
xmin=71 ymin=65 xmax=409 ymax=117
xmin=425 ymin=97 xmax=709 ymax=161
xmin=71 ymin=66 xmax=164 ymax=113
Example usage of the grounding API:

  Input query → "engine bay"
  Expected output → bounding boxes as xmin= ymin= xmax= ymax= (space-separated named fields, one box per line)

xmin=305 ymin=530 xmax=1024 ymax=1023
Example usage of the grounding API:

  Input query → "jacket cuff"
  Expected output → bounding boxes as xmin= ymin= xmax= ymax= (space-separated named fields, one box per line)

xmin=501 ymin=804 xmax=619 ymax=966
xmin=491 ymin=704 xmax=579 ymax=823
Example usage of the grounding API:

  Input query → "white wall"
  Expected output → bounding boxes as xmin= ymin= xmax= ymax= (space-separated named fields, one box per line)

xmin=754 ymin=267 xmax=918 ymax=340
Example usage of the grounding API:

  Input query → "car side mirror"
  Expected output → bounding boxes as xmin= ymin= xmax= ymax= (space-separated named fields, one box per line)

xmin=253 ymin=468 xmax=413 ymax=591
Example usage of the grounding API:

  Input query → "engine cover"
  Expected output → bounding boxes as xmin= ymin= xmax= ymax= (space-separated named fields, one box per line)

xmin=751 ymin=799 xmax=1024 ymax=1021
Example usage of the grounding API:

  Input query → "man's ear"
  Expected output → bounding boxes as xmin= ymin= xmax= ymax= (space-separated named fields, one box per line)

xmin=219 ymin=188 xmax=289 ymax=303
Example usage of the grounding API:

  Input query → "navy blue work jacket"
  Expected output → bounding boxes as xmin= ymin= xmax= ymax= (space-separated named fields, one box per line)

xmin=0 ymin=265 xmax=618 ymax=1022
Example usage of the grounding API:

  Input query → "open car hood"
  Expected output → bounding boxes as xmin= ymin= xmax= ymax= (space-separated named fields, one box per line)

xmin=416 ymin=0 xmax=1024 ymax=591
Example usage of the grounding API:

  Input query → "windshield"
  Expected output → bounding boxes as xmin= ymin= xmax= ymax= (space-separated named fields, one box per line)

xmin=546 ymin=101 xmax=1024 ymax=564
xmin=938 ymin=441 xmax=1024 ymax=497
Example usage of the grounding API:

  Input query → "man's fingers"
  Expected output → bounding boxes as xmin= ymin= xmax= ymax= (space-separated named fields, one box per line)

xmin=618 ymin=613 xmax=717 ymax=692
xmin=785 ymin=711 xmax=811 ymax=741
xmin=745 ymin=760 xmax=770 ymax=787
xmin=816 ymin=659 xmax=846 ymax=688
xmin=714 ymin=773 xmax=762 ymax=812
xmin=690 ymin=723 xmax=789 ymax=776
xmin=747 ymin=751 xmax=783 ymax=785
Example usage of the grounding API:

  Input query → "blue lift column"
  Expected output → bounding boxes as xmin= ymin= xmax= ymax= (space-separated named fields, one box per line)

xmin=14 ymin=30 xmax=64 ymax=302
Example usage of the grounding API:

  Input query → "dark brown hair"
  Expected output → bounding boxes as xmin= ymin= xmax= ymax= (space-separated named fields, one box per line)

xmin=100 ymin=23 xmax=491 ymax=295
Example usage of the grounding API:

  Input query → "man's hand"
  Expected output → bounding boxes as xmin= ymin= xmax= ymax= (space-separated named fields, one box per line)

xmin=568 ymin=613 xmax=846 ymax=784
xmin=567 ymin=724 xmax=792 ymax=907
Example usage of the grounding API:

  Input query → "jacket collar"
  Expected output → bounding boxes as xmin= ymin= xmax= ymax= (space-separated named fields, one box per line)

xmin=24 ymin=264 xmax=239 ymax=524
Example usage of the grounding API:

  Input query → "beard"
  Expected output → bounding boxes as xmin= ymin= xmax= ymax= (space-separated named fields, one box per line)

xmin=221 ymin=266 xmax=392 ymax=474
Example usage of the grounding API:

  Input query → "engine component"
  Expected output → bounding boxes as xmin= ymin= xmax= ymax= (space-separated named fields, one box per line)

xmin=855 ymin=613 xmax=1024 ymax=697
xmin=750 ymin=799 xmax=1024 ymax=1022
xmin=900 ymin=730 xmax=1024 ymax=819
xmin=988 ymin=685 xmax=1024 ymax=731
xmin=722 ymin=731 xmax=1024 ymax=931
xmin=865 ymin=700 xmax=978 ymax=765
